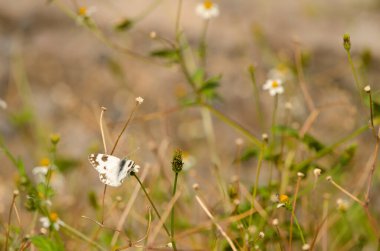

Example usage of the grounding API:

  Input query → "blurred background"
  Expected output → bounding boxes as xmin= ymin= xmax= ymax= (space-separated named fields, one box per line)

xmin=1 ymin=0 xmax=380 ymax=249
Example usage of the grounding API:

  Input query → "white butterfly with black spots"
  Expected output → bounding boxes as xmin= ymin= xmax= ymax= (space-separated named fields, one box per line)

xmin=88 ymin=153 xmax=140 ymax=187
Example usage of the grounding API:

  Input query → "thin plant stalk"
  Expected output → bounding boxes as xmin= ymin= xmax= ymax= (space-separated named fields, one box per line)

xmin=248 ymin=65 xmax=264 ymax=131
xmin=289 ymin=176 xmax=302 ymax=251
xmin=194 ymin=194 xmax=238 ymax=251
xmin=253 ymin=147 xmax=265 ymax=199
xmin=62 ymin=223 xmax=106 ymax=251
xmin=4 ymin=192 xmax=18 ymax=251
xmin=171 ymin=172 xmax=179 ymax=251
xmin=292 ymin=212 xmax=306 ymax=244
xmin=110 ymin=102 xmax=140 ymax=155
xmin=198 ymin=19 xmax=210 ymax=68
xmin=111 ymin=165 xmax=150 ymax=246
xmin=132 ymin=174 xmax=172 ymax=238
xmin=175 ymin=0 xmax=183 ymax=38
xmin=345 ymin=50 xmax=361 ymax=97
xmin=271 ymin=94 xmax=279 ymax=140
xmin=200 ymin=102 xmax=263 ymax=148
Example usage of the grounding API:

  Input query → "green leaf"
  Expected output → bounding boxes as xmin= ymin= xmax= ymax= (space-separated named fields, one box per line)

xmin=191 ymin=68 xmax=205 ymax=87
xmin=88 ymin=191 xmax=99 ymax=210
xmin=239 ymin=147 xmax=259 ymax=162
xmin=197 ymin=75 xmax=222 ymax=100
xmin=114 ymin=18 xmax=134 ymax=31
xmin=150 ymin=48 xmax=179 ymax=63
xmin=55 ymin=157 xmax=80 ymax=173
xmin=30 ymin=236 xmax=64 ymax=251
xmin=273 ymin=125 xmax=326 ymax=152
xmin=332 ymin=144 xmax=356 ymax=170
xmin=366 ymin=91 xmax=380 ymax=118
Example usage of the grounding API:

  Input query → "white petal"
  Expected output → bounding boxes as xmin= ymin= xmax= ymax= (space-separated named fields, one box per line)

xmin=33 ymin=166 xmax=49 ymax=176
xmin=269 ymin=89 xmax=277 ymax=96
xmin=40 ymin=217 xmax=51 ymax=228
xmin=276 ymin=86 xmax=284 ymax=94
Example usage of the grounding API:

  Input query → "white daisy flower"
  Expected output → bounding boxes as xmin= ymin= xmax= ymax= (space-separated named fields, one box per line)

xmin=77 ymin=6 xmax=97 ymax=18
xmin=196 ymin=1 xmax=219 ymax=19
xmin=263 ymin=79 xmax=284 ymax=96
xmin=32 ymin=158 xmax=51 ymax=183
xmin=76 ymin=6 xmax=97 ymax=25
xmin=40 ymin=213 xmax=63 ymax=231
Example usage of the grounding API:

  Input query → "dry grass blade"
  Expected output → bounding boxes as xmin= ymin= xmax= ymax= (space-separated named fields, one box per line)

xmin=111 ymin=165 xmax=151 ymax=245
xmin=194 ymin=194 xmax=238 ymax=251
xmin=148 ymin=190 xmax=182 ymax=244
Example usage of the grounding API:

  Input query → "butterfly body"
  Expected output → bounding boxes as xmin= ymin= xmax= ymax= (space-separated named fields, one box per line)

xmin=88 ymin=153 xmax=139 ymax=187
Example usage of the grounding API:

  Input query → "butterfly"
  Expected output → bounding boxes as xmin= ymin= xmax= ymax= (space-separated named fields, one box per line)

xmin=88 ymin=153 xmax=140 ymax=187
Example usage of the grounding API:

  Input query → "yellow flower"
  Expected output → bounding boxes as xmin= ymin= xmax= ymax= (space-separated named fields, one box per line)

xmin=279 ymin=194 xmax=289 ymax=203
xmin=39 ymin=158 xmax=50 ymax=167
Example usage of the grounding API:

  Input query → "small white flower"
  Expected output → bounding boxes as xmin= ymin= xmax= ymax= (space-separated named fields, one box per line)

xmin=167 ymin=242 xmax=173 ymax=248
xmin=313 ymin=168 xmax=321 ymax=177
xmin=302 ymin=243 xmax=311 ymax=250
xmin=297 ymin=172 xmax=305 ymax=178
xmin=0 ymin=98 xmax=7 ymax=110
xmin=40 ymin=217 xmax=50 ymax=229
xmin=32 ymin=166 xmax=49 ymax=176
xmin=272 ymin=218 xmax=279 ymax=226
xmin=196 ymin=1 xmax=219 ymax=19
xmin=258 ymin=231 xmax=265 ymax=239
xmin=364 ymin=85 xmax=371 ymax=93
xmin=263 ymin=79 xmax=284 ymax=96
xmin=135 ymin=96 xmax=144 ymax=104
xmin=337 ymin=198 xmax=349 ymax=212
xmin=76 ymin=6 xmax=97 ymax=25
xmin=39 ymin=213 xmax=63 ymax=231
xmin=77 ymin=6 xmax=96 ymax=18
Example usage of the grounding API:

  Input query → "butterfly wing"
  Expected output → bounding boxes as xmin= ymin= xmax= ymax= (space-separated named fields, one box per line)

xmin=88 ymin=153 xmax=124 ymax=187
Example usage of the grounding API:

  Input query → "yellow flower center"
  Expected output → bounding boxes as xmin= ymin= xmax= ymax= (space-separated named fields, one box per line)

xmin=279 ymin=194 xmax=289 ymax=203
xmin=78 ymin=7 xmax=87 ymax=16
xmin=49 ymin=212 xmax=59 ymax=222
xmin=203 ymin=0 xmax=213 ymax=9
xmin=271 ymin=81 xmax=279 ymax=88
xmin=39 ymin=158 xmax=50 ymax=167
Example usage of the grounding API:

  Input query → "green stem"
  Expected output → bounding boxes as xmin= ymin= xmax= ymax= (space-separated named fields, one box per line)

xmin=292 ymin=213 xmax=306 ymax=244
xmin=133 ymin=174 xmax=172 ymax=239
xmin=62 ymin=223 xmax=106 ymax=251
xmin=345 ymin=51 xmax=362 ymax=99
xmin=175 ymin=0 xmax=183 ymax=38
xmin=198 ymin=19 xmax=210 ymax=69
xmin=171 ymin=173 xmax=179 ymax=250
xmin=271 ymin=95 xmax=279 ymax=140
xmin=248 ymin=65 xmax=264 ymax=131
xmin=249 ymin=145 xmax=265 ymax=227
xmin=200 ymin=103 xmax=263 ymax=148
